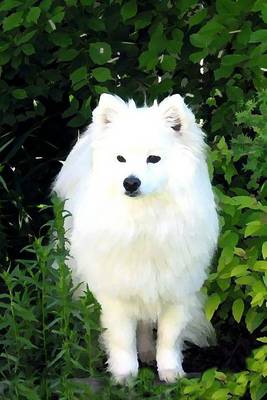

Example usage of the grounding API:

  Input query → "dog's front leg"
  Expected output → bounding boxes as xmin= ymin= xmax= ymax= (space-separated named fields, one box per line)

xmin=100 ymin=298 xmax=138 ymax=384
xmin=156 ymin=303 xmax=189 ymax=383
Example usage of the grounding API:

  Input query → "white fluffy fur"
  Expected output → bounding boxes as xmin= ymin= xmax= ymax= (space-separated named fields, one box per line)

xmin=53 ymin=94 xmax=219 ymax=383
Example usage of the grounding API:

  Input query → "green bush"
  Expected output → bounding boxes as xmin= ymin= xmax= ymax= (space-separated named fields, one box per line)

xmin=0 ymin=0 xmax=267 ymax=399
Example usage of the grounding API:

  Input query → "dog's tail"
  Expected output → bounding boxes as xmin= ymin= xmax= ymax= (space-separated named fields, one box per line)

xmin=182 ymin=292 xmax=216 ymax=348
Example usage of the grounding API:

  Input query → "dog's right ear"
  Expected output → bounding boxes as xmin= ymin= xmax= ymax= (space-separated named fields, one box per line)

xmin=92 ymin=94 xmax=126 ymax=126
xmin=159 ymin=94 xmax=195 ymax=134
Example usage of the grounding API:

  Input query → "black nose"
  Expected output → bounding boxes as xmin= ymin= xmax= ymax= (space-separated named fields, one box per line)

xmin=123 ymin=176 xmax=141 ymax=193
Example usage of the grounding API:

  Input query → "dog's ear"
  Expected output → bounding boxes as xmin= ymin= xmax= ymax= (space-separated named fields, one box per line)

xmin=93 ymin=94 xmax=126 ymax=126
xmin=159 ymin=94 xmax=195 ymax=133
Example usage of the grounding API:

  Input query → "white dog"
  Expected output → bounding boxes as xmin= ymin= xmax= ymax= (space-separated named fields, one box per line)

xmin=53 ymin=93 xmax=219 ymax=384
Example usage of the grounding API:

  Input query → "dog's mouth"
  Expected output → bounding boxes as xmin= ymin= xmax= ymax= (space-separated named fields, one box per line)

xmin=125 ymin=190 xmax=141 ymax=198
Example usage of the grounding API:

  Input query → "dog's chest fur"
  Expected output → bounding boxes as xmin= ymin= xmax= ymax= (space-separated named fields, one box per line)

xmin=71 ymin=191 xmax=213 ymax=307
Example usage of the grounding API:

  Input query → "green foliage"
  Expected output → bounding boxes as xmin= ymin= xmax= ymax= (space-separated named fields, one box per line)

xmin=1 ymin=0 xmax=267 ymax=398
xmin=206 ymin=92 xmax=267 ymax=337
xmin=0 ymin=196 xmax=102 ymax=399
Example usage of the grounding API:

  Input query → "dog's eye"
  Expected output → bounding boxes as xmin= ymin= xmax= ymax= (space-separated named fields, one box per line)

xmin=147 ymin=155 xmax=161 ymax=164
xmin=117 ymin=155 xmax=126 ymax=163
xmin=172 ymin=122 xmax=181 ymax=132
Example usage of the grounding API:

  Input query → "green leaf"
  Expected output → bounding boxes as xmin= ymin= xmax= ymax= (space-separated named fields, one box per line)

xmin=13 ymin=302 xmax=37 ymax=321
xmin=121 ymin=0 xmax=137 ymax=21
xmin=212 ymin=388 xmax=230 ymax=400
xmin=26 ymin=7 xmax=41 ymax=24
xmin=52 ymin=33 xmax=72 ymax=48
xmin=80 ymin=0 xmax=94 ymax=5
xmin=205 ymin=293 xmax=221 ymax=320
xmin=235 ymin=276 xmax=258 ymax=286
xmin=202 ymin=368 xmax=216 ymax=385
xmin=70 ymin=66 xmax=88 ymax=85
xmin=89 ymin=42 xmax=112 ymax=65
xmin=67 ymin=113 xmax=87 ymax=127
xmin=63 ymin=97 xmax=79 ymax=118
xmin=0 ymin=0 xmax=21 ymax=12
xmin=134 ymin=13 xmax=152 ymax=30
xmin=51 ymin=6 xmax=65 ymax=23
xmin=40 ymin=0 xmax=53 ymax=11
xmin=190 ymin=19 xmax=225 ymax=49
xmin=87 ymin=16 xmax=105 ymax=31
xmin=252 ymin=384 xmax=267 ymax=400
xmin=261 ymin=4 xmax=267 ymax=23
xmin=257 ymin=337 xmax=267 ymax=343
xmin=236 ymin=22 xmax=252 ymax=46
xmin=245 ymin=221 xmax=262 ymax=237
xmin=149 ymin=23 xmax=166 ymax=54
xmin=222 ymin=54 xmax=248 ymax=66
xmin=226 ymin=85 xmax=243 ymax=101
xmin=214 ymin=65 xmax=234 ymax=80
xmin=92 ymin=67 xmax=112 ymax=82
xmin=249 ymin=29 xmax=267 ymax=43
xmin=22 ymin=43 xmax=35 ymax=56
xmin=15 ymin=30 xmax=37 ymax=45
xmin=262 ymin=242 xmax=267 ymax=259
xmin=3 ymin=11 xmax=23 ymax=32
xmin=246 ymin=309 xmax=265 ymax=333
xmin=231 ymin=196 xmax=258 ymax=209
xmin=248 ymin=55 xmax=267 ymax=68
xmin=232 ymin=298 xmax=244 ymax=323
xmin=219 ymin=246 xmax=234 ymax=267
xmin=188 ymin=8 xmax=208 ymax=28
xmin=94 ymin=85 xmax=108 ymax=94
xmin=230 ymin=264 xmax=248 ymax=277
xmin=177 ymin=0 xmax=198 ymax=13
xmin=160 ymin=55 xmax=176 ymax=72
xmin=17 ymin=383 xmax=40 ymax=400
xmin=12 ymin=89 xmax=27 ymax=99
xmin=65 ymin=0 xmax=77 ymax=5
xmin=190 ymin=50 xmax=208 ymax=63
xmin=47 ymin=349 xmax=66 ymax=368
xmin=0 ymin=52 xmax=11 ymax=65
xmin=166 ymin=29 xmax=184 ymax=54
xmin=73 ymin=81 xmax=88 ymax=91
xmin=139 ymin=50 xmax=158 ymax=71
xmin=252 ymin=261 xmax=267 ymax=272
xmin=80 ymin=97 xmax=91 ymax=118
xmin=57 ymin=48 xmax=78 ymax=61
xmin=216 ymin=0 xmax=239 ymax=16
xmin=219 ymin=230 xmax=239 ymax=248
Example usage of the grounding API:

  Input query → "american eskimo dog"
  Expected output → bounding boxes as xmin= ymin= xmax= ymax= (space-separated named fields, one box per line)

xmin=53 ymin=94 xmax=219 ymax=383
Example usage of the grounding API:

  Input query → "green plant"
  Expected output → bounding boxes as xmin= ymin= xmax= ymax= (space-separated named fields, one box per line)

xmin=206 ymin=93 xmax=267 ymax=332
xmin=0 ymin=196 xmax=102 ymax=399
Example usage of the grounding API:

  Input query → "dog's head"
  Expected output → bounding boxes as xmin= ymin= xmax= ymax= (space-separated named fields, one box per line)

xmin=90 ymin=94 xmax=205 ymax=198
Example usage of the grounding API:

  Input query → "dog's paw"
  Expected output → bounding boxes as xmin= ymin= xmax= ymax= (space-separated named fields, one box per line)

xmin=158 ymin=367 xmax=185 ymax=383
xmin=109 ymin=351 xmax=138 ymax=385
xmin=156 ymin=348 xmax=185 ymax=383
xmin=112 ymin=369 xmax=138 ymax=385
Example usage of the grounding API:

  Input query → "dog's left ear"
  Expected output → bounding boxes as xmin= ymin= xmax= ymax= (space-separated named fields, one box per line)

xmin=93 ymin=94 xmax=126 ymax=127
xmin=159 ymin=94 xmax=195 ymax=133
